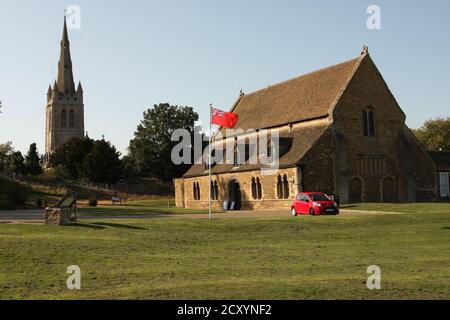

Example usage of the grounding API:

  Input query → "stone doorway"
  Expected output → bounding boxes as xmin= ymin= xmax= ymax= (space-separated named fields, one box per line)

xmin=228 ymin=179 xmax=242 ymax=210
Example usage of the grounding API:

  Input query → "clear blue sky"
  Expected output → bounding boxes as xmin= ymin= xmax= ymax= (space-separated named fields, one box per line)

xmin=0 ymin=0 xmax=449 ymax=155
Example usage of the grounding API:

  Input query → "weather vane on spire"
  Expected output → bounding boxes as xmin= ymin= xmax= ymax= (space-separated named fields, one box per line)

xmin=64 ymin=5 xmax=81 ymax=30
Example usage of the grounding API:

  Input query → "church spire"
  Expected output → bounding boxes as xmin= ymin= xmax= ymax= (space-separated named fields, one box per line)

xmin=56 ymin=16 xmax=76 ymax=94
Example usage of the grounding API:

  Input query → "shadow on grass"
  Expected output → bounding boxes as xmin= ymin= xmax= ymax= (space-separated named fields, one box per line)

xmin=68 ymin=223 xmax=106 ymax=230
xmin=69 ymin=222 xmax=147 ymax=231
xmin=92 ymin=222 xmax=148 ymax=230
xmin=442 ymin=226 xmax=450 ymax=230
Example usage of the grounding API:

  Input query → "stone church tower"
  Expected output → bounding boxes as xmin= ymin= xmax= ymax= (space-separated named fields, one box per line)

xmin=45 ymin=17 xmax=84 ymax=161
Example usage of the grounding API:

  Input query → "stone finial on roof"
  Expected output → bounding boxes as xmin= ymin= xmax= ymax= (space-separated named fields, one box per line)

xmin=361 ymin=45 xmax=369 ymax=55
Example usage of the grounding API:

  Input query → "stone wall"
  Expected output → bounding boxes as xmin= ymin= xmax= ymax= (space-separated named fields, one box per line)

xmin=44 ymin=207 xmax=72 ymax=226
xmin=331 ymin=54 xmax=436 ymax=202
xmin=45 ymin=92 xmax=84 ymax=156
xmin=175 ymin=167 xmax=299 ymax=209
xmin=300 ymin=126 xmax=336 ymax=196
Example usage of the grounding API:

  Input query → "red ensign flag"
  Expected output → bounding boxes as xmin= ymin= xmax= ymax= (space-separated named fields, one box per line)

xmin=211 ymin=108 xmax=238 ymax=129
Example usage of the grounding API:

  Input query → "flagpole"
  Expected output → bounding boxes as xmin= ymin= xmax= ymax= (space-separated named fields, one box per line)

xmin=208 ymin=104 xmax=212 ymax=221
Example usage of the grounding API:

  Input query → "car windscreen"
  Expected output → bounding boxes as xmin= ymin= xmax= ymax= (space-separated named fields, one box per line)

xmin=310 ymin=194 xmax=330 ymax=201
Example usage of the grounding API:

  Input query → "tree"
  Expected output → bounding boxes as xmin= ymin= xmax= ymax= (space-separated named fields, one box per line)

xmin=412 ymin=117 xmax=450 ymax=151
xmin=127 ymin=103 xmax=199 ymax=180
xmin=83 ymin=139 xmax=123 ymax=183
xmin=0 ymin=142 xmax=14 ymax=172
xmin=8 ymin=151 xmax=25 ymax=174
xmin=49 ymin=137 xmax=94 ymax=180
xmin=24 ymin=143 xmax=43 ymax=176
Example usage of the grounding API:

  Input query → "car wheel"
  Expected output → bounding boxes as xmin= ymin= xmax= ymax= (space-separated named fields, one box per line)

xmin=291 ymin=208 xmax=298 ymax=216
xmin=309 ymin=208 xmax=315 ymax=216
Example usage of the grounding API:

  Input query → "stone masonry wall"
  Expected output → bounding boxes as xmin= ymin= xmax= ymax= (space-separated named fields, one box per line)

xmin=331 ymin=54 xmax=436 ymax=202
xmin=175 ymin=167 xmax=299 ymax=210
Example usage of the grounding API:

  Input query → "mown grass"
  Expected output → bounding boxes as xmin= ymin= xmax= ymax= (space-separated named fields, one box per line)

xmin=78 ymin=199 xmax=219 ymax=216
xmin=0 ymin=209 xmax=449 ymax=299
xmin=341 ymin=202 xmax=450 ymax=214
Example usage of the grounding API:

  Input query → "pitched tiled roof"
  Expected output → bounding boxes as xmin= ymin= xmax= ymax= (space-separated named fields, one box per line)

xmin=428 ymin=151 xmax=450 ymax=171
xmin=182 ymin=53 xmax=367 ymax=178
xmin=182 ymin=124 xmax=329 ymax=177
xmin=222 ymin=55 xmax=363 ymax=132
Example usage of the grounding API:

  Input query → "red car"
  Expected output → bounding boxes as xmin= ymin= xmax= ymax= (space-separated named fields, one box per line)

xmin=291 ymin=192 xmax=339 ymax=216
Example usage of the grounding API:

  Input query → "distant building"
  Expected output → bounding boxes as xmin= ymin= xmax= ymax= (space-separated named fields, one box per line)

xmin=175 ymin=47 xmax=437 ymax=209
xmin=44 ymin=17 xmax=84 ymax=162
xmin=428 ymin=151 xmax=450 ymax=200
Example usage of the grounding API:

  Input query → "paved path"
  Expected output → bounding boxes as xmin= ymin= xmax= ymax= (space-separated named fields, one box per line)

xmin=0 ymin=208 xmax=398 ymax=223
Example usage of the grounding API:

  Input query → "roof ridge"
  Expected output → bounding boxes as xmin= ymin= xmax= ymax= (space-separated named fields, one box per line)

xmin=326 ymin=53 xmax=367 ymax=117
xmin=238 ymin=55 xmax=362 ymax=100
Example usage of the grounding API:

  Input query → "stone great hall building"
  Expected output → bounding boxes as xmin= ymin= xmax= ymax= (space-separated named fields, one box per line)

xmin=175 ymin=47 xmax=438 ymax=209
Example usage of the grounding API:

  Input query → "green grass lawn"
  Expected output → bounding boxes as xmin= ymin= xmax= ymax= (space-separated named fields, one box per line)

xmin=78 ymin=199 xmax=219 ymax=216
xmin=0 ymin=208 xmax=449 ymax=300
xmin=341 ymin=202 xmax=450 ymax=214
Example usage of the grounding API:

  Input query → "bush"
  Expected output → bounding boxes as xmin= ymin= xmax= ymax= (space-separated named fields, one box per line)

xmin=36 ymin=198 xmax=43 ymax=208
xmin=88 ymin=199 xmax=98 ymax=207
xmin=43 ymin=164 xmax=72 ymax=180
xmin=7 ymin=184 xmax=28 ymax=205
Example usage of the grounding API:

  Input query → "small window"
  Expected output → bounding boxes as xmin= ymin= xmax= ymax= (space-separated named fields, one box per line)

xmin=251 ymin=178 xmax=257 ymax=199
xmin=193 ymin=182 xmax=201 ymax=201
xmin=61 ymin=109 xmax=67 ymax=128
xmin=69 ymin=110 xmax=74 ymax=128
xmin=283 ymin=174 xmax=290 ymax=199
xmin=363 ymin=109 xmax=375 ymax=137
xmin=196 ymin=182 xmax=201 ymax=200
xmin=193 ymin=183 xmax=197 ymax=200
xmin=49 ymin=110 xmax=52 ymax=129
xmin=210 ymin=181 xmax=219 ymax=200
xmin=252 ymin=177 xmax=263 ymax=200
xmin=277 ymin=175 xmax=283 ymax=199
xmin=214 ymin=181 xmax=219 ymax=200
xmin=256 ymin=177 xmax=262 ymax=199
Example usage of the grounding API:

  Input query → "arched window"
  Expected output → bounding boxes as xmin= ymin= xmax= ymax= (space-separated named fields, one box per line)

xmin=363 ymin=109 xmax=375 ymax=137
xmin=61 ymin=109 xmax=67 ymax=128
xmin=196 ymin=182 xmax=201 ymax=200
xmin=251 ymin=177 xmax=257 ymax=199
xmin=210 ymin=181 xmax=219 ymax=200
xmin=214 ymin=181 xmax=219 ymax=200
xmin=277 ymin=175 xmax=283 ymax=199
xmin=193 ymin=183 xmax=197 ymax=200
xmin=193 ymin=182 xmax=201 ymax=200
xmin=368 ymin=110 xmax=375 ymax=136
xmin=283 ymin=174 xmax=290 ymax=199
xmin=69 ymin=110 xmax=74 ymax=128
xmin=256 ymin=177 xmax=262 ymax=199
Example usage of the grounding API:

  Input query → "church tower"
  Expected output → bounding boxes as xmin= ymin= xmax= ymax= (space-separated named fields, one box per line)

xmin=45 ymin=17 xmax=84 ymax=161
